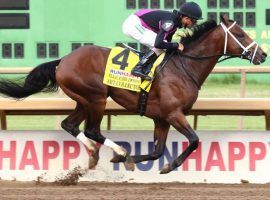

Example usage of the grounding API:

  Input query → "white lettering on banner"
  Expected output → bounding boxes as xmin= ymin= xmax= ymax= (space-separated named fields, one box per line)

xmin=246 ymin=29 xmax=270 ymax=39
xmin=261 ymin=43 xmax=270 ymax=54
xmin=261 ymin=30 xmax=270 ymax=39
xmin=245 ymin=30 xmax=256 ymax=39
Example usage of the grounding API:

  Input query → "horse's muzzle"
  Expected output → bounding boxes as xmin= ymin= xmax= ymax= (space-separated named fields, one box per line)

xmin=257 ymin=52 xmax=267 ymax=64
xmin=252 ymin=52 xmax=267 ymax=65
xmin=261 ymin=52 xmax=268 ymax=63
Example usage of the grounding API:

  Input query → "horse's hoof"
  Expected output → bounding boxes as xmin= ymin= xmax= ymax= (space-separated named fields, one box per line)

xmin=123 ymin=154 xmax=135 ymax=171
xmin=88 ymin=157 xmax=98 ymax=169
xmin=110 ymin=154 xmax=135 ymax=171
xmin=88 ymin=150 xmax=100 ymax=169
xmin=160 ymin=164 xmax=172 ymax=174
xmin=110 ymin=154 xmax=126 ymax=163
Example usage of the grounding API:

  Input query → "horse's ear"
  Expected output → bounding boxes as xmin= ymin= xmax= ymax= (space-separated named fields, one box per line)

xmin=220 ymin=14 xmax=229 ymax=25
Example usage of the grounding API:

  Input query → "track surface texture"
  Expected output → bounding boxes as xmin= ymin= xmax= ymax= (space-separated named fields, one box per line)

xmin=0 ymin=181 xmax=270 ymax=200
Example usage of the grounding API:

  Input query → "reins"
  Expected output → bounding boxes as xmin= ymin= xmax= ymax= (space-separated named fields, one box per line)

xmin=172 ymin=51 xmax=245 ymax=90
xmin=173 ymin=48 xmax=252 ymax=90
xmin=177 ymin=50 xmax=249 ymax=63
xmin=145 ymin=51 xmax=246 ymax=91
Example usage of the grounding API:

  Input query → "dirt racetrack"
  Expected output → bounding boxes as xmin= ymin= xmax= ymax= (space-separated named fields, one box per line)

xmin=0 ymin=181 xmax=270 ymax=200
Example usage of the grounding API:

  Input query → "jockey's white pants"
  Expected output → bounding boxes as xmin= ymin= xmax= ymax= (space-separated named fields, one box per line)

xmin=122 ymin=14 xmax=163 ymax=55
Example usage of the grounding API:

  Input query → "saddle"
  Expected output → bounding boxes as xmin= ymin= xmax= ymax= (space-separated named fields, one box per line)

xmin=103 ymin=45 xmax=173 ymax=116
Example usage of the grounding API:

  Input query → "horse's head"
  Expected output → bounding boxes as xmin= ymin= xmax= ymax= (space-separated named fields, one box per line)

xmin=220 ymin=14 xmax=267 ymax=65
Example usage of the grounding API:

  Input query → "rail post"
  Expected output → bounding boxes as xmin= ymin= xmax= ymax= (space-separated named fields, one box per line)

xmin=265 ymin=110 xmax=270 ymax=131
xmin=0 ymin=111 xmax=7 ymax=130
xmin=238 ymin=69 xmax=247 ymax=130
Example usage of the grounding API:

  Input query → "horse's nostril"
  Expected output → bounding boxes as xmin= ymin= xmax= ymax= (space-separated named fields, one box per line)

xmin=262 ymin=52 xmax=268 ymax=57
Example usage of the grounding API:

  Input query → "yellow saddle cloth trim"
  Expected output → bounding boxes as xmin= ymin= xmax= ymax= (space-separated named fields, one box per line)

xmin=103 ymin=47 xmax=165 ymax=93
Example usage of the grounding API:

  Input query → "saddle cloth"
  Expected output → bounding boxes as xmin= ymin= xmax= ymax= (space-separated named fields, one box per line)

xmin=103 ymin=47 xmax=165 ymax=92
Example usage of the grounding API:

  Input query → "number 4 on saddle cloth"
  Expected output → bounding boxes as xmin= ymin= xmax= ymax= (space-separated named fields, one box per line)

xmin=103 ymin=47 xmax=166 ymax=93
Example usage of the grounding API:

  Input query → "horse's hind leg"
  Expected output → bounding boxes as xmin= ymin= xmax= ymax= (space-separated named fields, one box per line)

xmin=61 ymin=102 xmax=99 ymax=168
xmin=61 ymin=102 xmax=98 ymax=150
xmin=84 ymin=99 xmax=135 ymax=171
xmin=61 ymin=103 xmax=85 ymax=137
xmin=111 ymin=119 xmax=170 ymax=163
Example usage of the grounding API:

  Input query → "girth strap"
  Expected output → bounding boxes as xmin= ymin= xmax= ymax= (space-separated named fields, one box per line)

xmin=137 ymin=90 xmax=148 ymax=116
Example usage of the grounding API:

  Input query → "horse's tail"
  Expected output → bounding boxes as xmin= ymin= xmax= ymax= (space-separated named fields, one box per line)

xmin=0 ymin=59 xmax=61 ymax=99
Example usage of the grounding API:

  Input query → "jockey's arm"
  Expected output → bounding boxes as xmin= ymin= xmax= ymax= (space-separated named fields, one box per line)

xmin=154 ymin=30 xmax=179 ymax=50
xmin=154 ymin=20 xmax=182 ymax=51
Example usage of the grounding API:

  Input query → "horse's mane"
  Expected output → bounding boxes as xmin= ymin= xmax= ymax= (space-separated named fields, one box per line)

xmin=181 ymin=20 xmax=217 ymax=46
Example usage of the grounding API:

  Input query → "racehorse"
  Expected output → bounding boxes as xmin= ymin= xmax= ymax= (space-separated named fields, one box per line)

xmin=0 ymin=15 xmax=267 ymax=174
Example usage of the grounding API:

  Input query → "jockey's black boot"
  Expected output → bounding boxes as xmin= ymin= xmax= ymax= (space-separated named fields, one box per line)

xmin=131 ymin=50 xmax=158 ymax=81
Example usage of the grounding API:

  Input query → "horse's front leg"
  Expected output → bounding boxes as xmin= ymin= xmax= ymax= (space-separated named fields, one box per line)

xmin=132 ymin=119 xmax=170 ymax=163
xmin=111 ymin=119 xmax=169 ymax=164
xmin=160 ymin=109 xmax=199 ymax=174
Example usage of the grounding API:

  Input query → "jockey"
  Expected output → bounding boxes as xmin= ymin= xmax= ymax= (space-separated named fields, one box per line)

xmin=122 ymin=1 xmax=203 ymax=80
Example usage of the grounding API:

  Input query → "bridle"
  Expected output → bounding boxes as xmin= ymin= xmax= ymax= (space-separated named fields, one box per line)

xmin=220 ymin=21 xmax=258 ymax=63
xmin=171 ymin=21 xmax=260 ymax=89
xmin=178 ymin=21 xmax=259 ymax=63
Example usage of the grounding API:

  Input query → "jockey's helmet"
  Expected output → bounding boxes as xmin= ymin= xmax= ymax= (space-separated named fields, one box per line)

xmin=179 ymin=2 xmax=203 ymax=20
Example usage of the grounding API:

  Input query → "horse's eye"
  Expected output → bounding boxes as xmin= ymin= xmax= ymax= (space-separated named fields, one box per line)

xmin=237 ymin=33 xmax=245 ymax=38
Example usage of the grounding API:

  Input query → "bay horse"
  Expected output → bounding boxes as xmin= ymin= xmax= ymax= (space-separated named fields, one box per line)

xmin=0 ymin=15 xmax=267 ymax=174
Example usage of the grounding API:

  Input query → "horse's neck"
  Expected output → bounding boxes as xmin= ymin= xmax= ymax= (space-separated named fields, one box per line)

xmin=183 ymin=26 xmax=224 ymax=86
